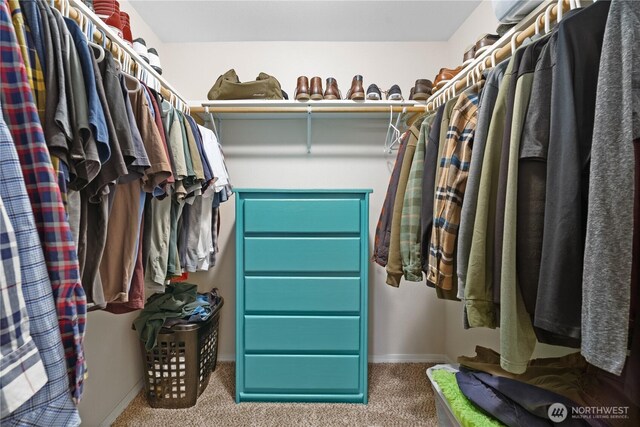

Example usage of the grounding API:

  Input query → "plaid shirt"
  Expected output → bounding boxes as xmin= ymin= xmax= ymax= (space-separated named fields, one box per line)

xmin=0 ymin=193 xmax=48 ymax=417
xmin=428 ymin=82 xmax=483 ymax=291
xmin=0 ymin=3 xmax=86 ymax=403
xmin=400 ymin=115 xmax=433 ymax=281
xmin=0 ymin=110 xmax=79 ymax=424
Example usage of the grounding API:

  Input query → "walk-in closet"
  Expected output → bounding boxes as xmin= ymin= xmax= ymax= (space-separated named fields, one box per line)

xmin=1 ymin=0 xmax=637 ymax=426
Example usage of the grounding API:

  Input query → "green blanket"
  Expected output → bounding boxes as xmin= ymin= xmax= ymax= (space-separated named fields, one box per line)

xmin=431 ymin=369 xmax=505 ymax=427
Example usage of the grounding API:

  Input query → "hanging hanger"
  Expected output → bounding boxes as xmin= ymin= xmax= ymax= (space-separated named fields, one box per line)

xmin=511 ymin=31 xmax=523 ymax=54
xmin=384 ymin=105 xmax=404 ymax=153
xmin=388 ymin=106 xmax=406 ymax=151
xmin=86 ymin=20 xmax=106 ymax=63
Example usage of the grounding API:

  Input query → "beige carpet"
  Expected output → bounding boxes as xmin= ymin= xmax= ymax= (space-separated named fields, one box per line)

xmin=114 ymin=363 xmax=439 ymax=426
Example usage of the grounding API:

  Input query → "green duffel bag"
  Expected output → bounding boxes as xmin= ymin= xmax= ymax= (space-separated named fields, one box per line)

xmin=207 ymin=69 xmax=284 ymax=100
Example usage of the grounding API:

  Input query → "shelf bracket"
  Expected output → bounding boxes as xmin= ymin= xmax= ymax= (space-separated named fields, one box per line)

xmin=306 ymin=105 xmax=312 ymax=154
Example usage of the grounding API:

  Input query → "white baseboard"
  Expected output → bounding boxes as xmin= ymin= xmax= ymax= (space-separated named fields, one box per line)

xmin=368 ymin=354 xmax=449 ymax=363
xmin=100 ymin=378 xmax=144 ymax=427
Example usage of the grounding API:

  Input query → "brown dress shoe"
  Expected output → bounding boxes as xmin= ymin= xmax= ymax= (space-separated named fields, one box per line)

xmin=412 ymin=79 xmax=433 ymax=101
xmin=434 ymin=66 xmax=463 ymax=90
xmin=474 ymin=34 xmax=500 ymax=57
xmin=346 ymin=75 xmax=365 ymax=100
xmin=463 ymin=44 xmax=476 ymax=64
xmin=324 ymin=77 xmax=341 ymax=100
xmin=295 ymin=76 xmax=310 ymax=101
xmin=310 ymin=76 xmax=323 ymax=100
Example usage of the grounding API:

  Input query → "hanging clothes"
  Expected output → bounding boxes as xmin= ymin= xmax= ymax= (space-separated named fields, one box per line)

xmin=386 ymin=127 xmax=420 ymax=287
xmin=0 ymin=1 xmax=86 ymax=403
xmin=582 ymin=0 xmax=639 ymax=376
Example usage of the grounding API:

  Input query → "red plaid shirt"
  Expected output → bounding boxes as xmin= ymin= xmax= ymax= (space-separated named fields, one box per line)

xmin=1 ymin=3 xmax=87 ymax=401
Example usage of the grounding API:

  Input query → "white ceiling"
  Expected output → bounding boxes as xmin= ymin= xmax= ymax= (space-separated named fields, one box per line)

xmin=129 ymin=1 xmax=482 ymax=43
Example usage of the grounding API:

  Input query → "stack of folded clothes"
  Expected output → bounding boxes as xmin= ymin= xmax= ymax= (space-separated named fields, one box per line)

xmin=429 ymin=347 xmax=639 ymax=427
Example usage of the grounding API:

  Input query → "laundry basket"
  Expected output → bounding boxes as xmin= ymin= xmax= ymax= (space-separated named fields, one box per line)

xmin=139 ymin=298 xmax=223 ymax=408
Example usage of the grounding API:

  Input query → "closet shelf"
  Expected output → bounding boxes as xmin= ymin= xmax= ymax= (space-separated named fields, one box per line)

xmin=190 ymin=100 xmax=426 ymax=121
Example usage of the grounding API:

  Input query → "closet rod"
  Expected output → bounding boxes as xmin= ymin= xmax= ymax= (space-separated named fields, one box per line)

xmin=189 ymin=106 xmax=428 ymax=114
xmin=53 ymin=0 xmax=189 ymax=110
xmin=424 ymin=0 xmax=572 ymax=112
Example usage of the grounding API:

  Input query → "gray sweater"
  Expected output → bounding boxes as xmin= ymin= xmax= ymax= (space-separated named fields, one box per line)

xmin=582 ymin=0 xmax=640 ymax=376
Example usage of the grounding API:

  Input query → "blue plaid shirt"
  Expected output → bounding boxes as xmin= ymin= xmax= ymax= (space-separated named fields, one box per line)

xmin=0 ymin=192 xmax=48 ymax=417
xmin=0 ymin=107 xmax=79 ymax=426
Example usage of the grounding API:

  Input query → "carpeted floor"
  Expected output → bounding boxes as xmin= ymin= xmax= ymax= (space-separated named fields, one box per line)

xmin=113 ymin=363 xmax=439 ymax=426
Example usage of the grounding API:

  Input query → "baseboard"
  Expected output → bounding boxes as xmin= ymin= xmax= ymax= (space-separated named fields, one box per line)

xmin=368 ymin=354 xmax=449 ymax=363
xmin=217 ymin=354 xmax=448 ymax=363
xmin=99 ymin=378 xmax=144 ymax=427
xmin=218 ymin=353 xmax=235 ymax=362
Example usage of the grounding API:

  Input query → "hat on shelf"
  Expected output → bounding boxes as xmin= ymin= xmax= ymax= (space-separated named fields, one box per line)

xmin=94 ymin=0 xmax=123 ymax=39
xmin=119 ymin=11 xmax=133 ymax=46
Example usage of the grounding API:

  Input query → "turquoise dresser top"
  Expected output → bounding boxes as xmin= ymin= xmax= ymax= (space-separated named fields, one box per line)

xmin=235 ymin=189 xmax=371 ymax=403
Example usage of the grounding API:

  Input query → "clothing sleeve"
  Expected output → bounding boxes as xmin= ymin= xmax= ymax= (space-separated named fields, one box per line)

xmin=536 ymin=3 xmax=609 ymax=341
xmin=465 ymin=68 xmax=513 ymax=329
xmin=500 ymin=78 xmax=536 ymax=374
xmin=400 ymin=122 xmax=427 ymax=281
xmin=582 ymin=0 xmax=639 ymax=375
xmin=386 ymin=128 xmax=419 ymax=287
xmin=0 ymin=195 xmax=48 ymax=417
xmin=135 ymin=94 xmax=172 ymax=193
xmin=457 ymin=84 xmax=491 ymax=298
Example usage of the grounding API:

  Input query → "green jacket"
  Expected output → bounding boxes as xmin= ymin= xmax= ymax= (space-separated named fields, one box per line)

xmin=134 ymin=282 xmax=205 ymax=350
xmin=386 ymin=126 xmax=419 ymax=287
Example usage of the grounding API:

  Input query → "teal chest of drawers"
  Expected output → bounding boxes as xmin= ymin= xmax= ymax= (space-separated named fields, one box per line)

xmin=235 ymin=189 xmax=372 ymax=403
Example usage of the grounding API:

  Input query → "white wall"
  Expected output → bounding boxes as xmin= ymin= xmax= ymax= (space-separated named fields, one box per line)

xmin=445 ymin=0 xmax=501 ymax=67
xmin=160 ymin=41 xmax=451 ymax=101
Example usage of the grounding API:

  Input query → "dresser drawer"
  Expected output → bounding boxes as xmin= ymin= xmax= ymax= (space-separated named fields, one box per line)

xmin=244 ymin=237 xmax=360 ymax=273
xmin=245 ymin=315 xmax=360 ymax=353
xmin=244 ymin=355 xmax=360 ymax=393
xmin=244 ymin=199 xmax=360 ymax=234
xmin=245 ymin=277 xmax=360 ymax=313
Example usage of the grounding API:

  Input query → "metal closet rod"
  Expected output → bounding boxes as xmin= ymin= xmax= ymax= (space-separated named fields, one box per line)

xmin=53 ymin=0 xmax=189 ymax=110
xmin=425 ymin=0 xmax=574 ymax=112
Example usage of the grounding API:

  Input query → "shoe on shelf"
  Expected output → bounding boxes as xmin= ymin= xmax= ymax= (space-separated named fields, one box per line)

xmin=310 ymin=76 xmax=324 ymax=100
xmin=94 ymin=0 xmax=123 ymax=38
xmin=295 ymin=76 xmax=310 ymax=101
xmin=119 ymin=11 xmax=132 ymax=46
xmin=496 ymin=24 xmax=515 ymax=37
xmin=474 ymin=33 xmax=500 ymax=58
xmin=412 ymin=79 xmax=432 ymax=101
xmin=387 ymin=84 xmax=403 ymax=101
xmin=346 ymin=75 xmax=365 ymax=100
xmin=282 ymin=90 xmax=289 ymax=100
xmin=133 ymin=38 xmax=149 ymax=62
xmin=434 ymin=66 xmax=463 ymax=90
xmin=324 ymin=77 xmax=341 ymax=100
xmin=148 ymin=47 xmax=162 ymax=74
xmin=409 ymin=87 xmax=415 ymax=100
xmin=366 ymin=83 xmax=381 ymax=100
xmin=463 ymin=44 xmax=476 ymax=65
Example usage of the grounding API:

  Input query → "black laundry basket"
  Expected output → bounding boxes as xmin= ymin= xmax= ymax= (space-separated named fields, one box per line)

xmin=139 ymin=298 xmax=223 ymax=408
